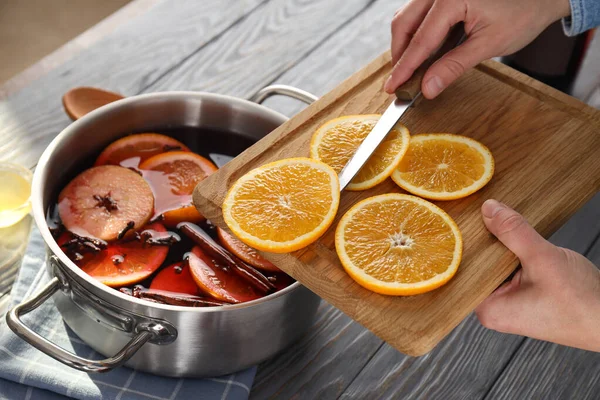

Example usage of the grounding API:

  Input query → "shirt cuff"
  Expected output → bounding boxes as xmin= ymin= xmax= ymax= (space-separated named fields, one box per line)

xmin=562 ymin=0 xmax=595 ymax=36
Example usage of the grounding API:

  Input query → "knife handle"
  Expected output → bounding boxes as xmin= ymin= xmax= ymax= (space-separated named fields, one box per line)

xmin=394 ymin=22 xmax=466 ymax=101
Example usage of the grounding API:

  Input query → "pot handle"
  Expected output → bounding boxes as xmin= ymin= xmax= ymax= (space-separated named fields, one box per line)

xmin=6 ymin=277 xmax=154 ymax=373
xmin=250 ymin=84 xmax=318 ymax=105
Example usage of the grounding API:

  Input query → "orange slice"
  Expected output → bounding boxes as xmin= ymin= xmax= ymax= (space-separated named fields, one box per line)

xmin=95 ymin=133 xmax=190 ymax=167
xmin=310 ymin=115 xmax=410 ymax=191
xmin=335 ymin=193 xmax=462 ymax=296
xmin=59 ymin=222 xmax=170 ymax=287
xmin=149 ymin=261 xmax=200 ymax=296
xmin=391 ymin=134 xmax=494 ymax=200
xmin=217 ymin=228 xmax=280 ymax=272
xmin=188 ymin=246 xmax=263 ymax=303
xmin=139 ymin=151 xmax=218 ymax=226
xmin=222 ymin=157 xmax=340 ymax=253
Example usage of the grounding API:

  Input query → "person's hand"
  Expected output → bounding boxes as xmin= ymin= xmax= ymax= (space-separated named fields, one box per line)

xmin=384 ymin=0 xmax=572 ymax=98
xmin=475 ymin=199 xmax=600 ymax=352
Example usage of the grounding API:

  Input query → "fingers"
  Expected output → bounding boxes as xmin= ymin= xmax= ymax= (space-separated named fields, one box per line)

xmin=481 ymin=199 xmax=558 ymax=265
xmin=390 ymin=0 xmax=434 ymax=66
xmin=385 ymin=0 xmax=465 ymax=94
xmin=421 ymin=35 xmax=494 ymax=98
xmin=475 ymin=269 xmax=527 ymax=333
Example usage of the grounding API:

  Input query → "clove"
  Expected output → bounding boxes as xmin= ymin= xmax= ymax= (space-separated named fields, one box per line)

xmin=117 ymin=221 xmax=135 ymax=240
xmin=60 ymin=232 xmax=107 ymax=261
xmin=93 ymin=193 xmax=119 ymax=212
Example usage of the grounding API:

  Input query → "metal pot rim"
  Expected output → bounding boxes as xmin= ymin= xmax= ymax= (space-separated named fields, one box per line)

xmin=32 ymin=90 xmax=302 ymax=314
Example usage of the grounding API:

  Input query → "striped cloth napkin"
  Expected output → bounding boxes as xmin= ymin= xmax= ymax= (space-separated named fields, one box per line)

xmin=0 ymin=227 xmax=256 ymax=400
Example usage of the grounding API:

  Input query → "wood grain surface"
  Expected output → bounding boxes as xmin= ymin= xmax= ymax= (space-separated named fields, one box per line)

xmin=144 ymin=0 xmax=375 ymax=96
xmin=1 ymin=0 xmax=599 ymax=397
xmin=0 ymin=0 xmax=162 ymax=100
xmin=194 ymin=52 xmax=600 ymax=356
xmin=0 ymin=0 xmax=267 ymax=167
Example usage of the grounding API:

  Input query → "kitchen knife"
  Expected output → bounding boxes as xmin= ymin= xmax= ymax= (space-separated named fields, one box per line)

xmin=338 ymin=22 xmax=466 ymax=190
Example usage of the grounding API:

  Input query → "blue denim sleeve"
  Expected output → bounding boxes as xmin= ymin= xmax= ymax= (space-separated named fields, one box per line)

xmin=562 ymin=0 xmax=600 ymax=36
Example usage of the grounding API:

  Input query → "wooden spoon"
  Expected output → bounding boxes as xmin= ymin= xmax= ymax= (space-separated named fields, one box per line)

xmin=62 ymin=87 xmax=124 ymax=120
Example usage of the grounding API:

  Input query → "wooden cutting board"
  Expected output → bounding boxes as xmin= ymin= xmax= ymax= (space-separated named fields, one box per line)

xmin=193 ymin=52 xmax=600 ymax=356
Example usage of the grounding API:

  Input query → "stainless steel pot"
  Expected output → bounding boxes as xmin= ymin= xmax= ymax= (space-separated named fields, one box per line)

xmin=6 ymin=85 xmax=322 ymax=377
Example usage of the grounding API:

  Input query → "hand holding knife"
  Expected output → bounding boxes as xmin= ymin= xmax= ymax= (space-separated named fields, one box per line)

xmin=338 ymin=23 xmax=466 ymax=191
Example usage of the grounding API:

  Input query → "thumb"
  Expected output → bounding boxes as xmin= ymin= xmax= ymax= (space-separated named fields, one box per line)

xmin=481 ymin=199 xmax=557 ymax=265
xmin=475 ymin=269 xmax=529 ymax=333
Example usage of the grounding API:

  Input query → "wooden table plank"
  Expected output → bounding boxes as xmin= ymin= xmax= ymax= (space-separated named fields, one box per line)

xmin=0 ymin=0 xmax=267 ymax=167
xmin=143 ymin=0 xmax=377 ymax=98
xmin=483 ymin=214 xmax=600 ymax=400
xmin=0 ymin=0 xmax=162 ymax=100
xmin=340 ymin=315 xmax=523 ymax=400
xmin=249 ymin=302 xmax=382 ymax=399
xmin=338 ymin=193 xmax=600 ymax=399
xmin=257 ymin=5 xmax=394 ymax=118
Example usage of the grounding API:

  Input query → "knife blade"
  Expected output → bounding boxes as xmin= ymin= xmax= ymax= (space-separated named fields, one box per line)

xmin=338 ymin=94 xmax=420 ymax=189
xmin=337 ymin=22 xmax=466 ymax=191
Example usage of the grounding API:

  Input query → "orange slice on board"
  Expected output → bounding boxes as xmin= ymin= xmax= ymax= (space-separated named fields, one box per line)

xmin=335 ymin=193 xmax=462 ymax=296
xmin=139 ymin=151 xmax=218 ymax=227
xmin=391 ymin=134 xmax=494 ymax=200
xmin=58 ymin=165 xmax=154 ymax=241
xmin=222 ymin=157 xmax=340 ymax=253
xmin=310 ymin=115 xmax=410 ymax=191
xmin=95 ymin=133 xmax=190 ymax=167
xmin=217 ymin=228 xmax=280 ymax=272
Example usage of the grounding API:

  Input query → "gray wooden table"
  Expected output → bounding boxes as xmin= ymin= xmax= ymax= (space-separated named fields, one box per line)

xmin=1 ymin=0 xmax=599 ymax=398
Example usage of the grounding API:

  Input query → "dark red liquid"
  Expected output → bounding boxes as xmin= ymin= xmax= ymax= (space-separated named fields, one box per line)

xmin=47 ymin=128 xmax=294 ymax=306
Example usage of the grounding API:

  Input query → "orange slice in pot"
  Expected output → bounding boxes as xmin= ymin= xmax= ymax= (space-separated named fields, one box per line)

xmin=335 ymin=193 xmax=462 ymax=296
xmin=222 ymin=157 xmax=340 ymax=253
xmin=139 ymin=151 xmax=218 ymax=227
xmin=217 ymin=228 xmax=280 ymax=272
xmin=95 ymin=133 xmax=190 ymax=167
xmin=149 ymin=261 xmax=200 ymax=296
xmin=58 ymin=165 xmax=154 ymax=241
xmin=188 ymin=246 xmax=263 ymax=303
xmin=391 ymin=134 xmax=494 ymax=200
xmin=61 ymin=222 xmax=170 ymax=287
xmin=310 ymin=115 xmax=410 ymax=191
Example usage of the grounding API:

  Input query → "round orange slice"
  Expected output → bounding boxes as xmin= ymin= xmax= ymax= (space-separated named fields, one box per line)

xmin=222 ymin=157 xmax=340 ymax=253
xmin=310 ymin=115 xmax=410 ymax=191
xmin=139 ymin=151 xmax=218 ymax=226
xmin=60 ymin=222 xmax=170 ymax=288
xmin=335 ymin=193 xmax=462 ymax=296
xmin=217 ymin=228 xmax=280 ymax=272
xmin=391 ymin=134 xmax=494 ymax=200
xmin=95 ymin=133 xmax=190 ymax=167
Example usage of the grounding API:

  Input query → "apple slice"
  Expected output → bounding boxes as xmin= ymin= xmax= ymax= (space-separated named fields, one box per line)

xmin=58 ymin=165 xmax=154 ymax=241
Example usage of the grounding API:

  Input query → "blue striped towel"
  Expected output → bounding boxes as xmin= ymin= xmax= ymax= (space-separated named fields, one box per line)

xmin=0 ymin=227 xmax=256 ymax=400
